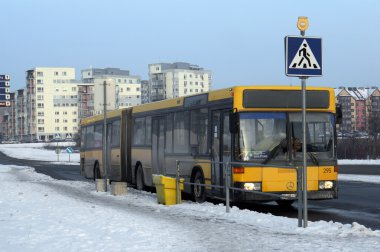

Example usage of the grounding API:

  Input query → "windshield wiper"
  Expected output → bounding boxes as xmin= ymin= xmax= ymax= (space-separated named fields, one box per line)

xmin=307 ymin=152 xmax=319 ymax=166
xmin=262 ymin=139 xmax=286 ymax=164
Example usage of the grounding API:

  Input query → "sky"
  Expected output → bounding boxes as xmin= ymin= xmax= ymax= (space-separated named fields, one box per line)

xmin=1 ymin=0 xmax=380 ymax=91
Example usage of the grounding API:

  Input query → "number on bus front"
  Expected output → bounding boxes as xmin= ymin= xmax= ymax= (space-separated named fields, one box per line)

xmin=323 ymin=168 xmax=332 ymax=173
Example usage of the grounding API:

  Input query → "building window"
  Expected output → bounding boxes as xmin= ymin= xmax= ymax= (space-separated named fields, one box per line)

xmin=37 ymin=72 xmax=43 ymax=77
xmin=37 ymin=79 xmax=44 ymax=84
xmin=72 ymin=87 xmax=76 ymax=91
xmin=136 ymin=87 xmax=140 ymax=91
xmin=38 ymin=127 xmax=44 ymax=132
xmin=55 ymin=119 xmax=60 ymax=123
xmin=54 ymin=71 xmax=59 ymax=76
xmin=62 ymin=71 xmax=67 ymax=76
xmin=63 ymin=127 xmax=68 ymax=131
xmin=127 ymin=87 xmax=130 ymax=91
xmin=73 ymin=111 xmax=77 ymax=115
xmin=37 ymin=103 xmax=44 ymax=108
xmin=55 ymin=127 xmax=60 ymax=131
xmin=73 ymin=119 xmax=77 ymax=123
xmin=55 ymin=111 xmax=59 ymax=115
xmin=37 ymin=87 xmax=44 ymax=92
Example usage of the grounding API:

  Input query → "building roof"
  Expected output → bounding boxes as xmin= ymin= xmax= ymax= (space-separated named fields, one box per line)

xmin=335 ymin=87 xmax=378 ymax=100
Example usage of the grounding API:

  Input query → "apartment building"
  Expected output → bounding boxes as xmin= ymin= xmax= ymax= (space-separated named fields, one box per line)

xmin=26 ymin=67 xmax=79 ymax=141
xmin=81 ymin=68 xmax=141 ymax=115
xmin=2 ymin=93 xmax=16 ymax=140
xmin=148 ymin=62 xmax=212 ymax=102
xmin=15 ymin=89 xmax=27 ymax=140
xmin=335 ymin=87 xmax=380 ymax=132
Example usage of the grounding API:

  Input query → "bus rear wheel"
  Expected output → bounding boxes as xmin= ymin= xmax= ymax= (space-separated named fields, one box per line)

xmin=136 ymin=165 xmax=144 ymax=191
xmin=192 ymin=170 xmax=206 ymax=203
xmin=94 ymin=163 xmax=101 ymax=181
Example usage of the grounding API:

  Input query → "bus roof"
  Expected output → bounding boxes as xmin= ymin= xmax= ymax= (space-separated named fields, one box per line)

xmin=132 ymin=85 xmax=335 ymax=114
xmin=80 ymin=85 xmax=336 ymax=123
xmin=80 ymin=108 xmax=125 ymax=126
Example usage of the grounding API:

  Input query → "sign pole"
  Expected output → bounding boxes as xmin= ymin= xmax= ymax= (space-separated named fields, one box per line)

xmin=286 ymin=16 xmax=322 ymax=228
xmin=299 ymin=18 xmax=308 ymax=228
xmin=301 ymin=75 xmax=308 ymax=228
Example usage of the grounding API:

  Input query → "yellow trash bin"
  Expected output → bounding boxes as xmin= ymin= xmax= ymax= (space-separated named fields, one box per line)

xmin=152 ymin=175 xmax=184 ymax=205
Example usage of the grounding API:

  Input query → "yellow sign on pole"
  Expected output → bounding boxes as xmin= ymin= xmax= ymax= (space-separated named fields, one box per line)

xmin=297 ymin=16 xmax=309 ymax=31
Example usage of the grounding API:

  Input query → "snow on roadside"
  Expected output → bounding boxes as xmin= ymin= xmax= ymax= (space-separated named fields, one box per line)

xmin=0 ymin=164 xmax=379 ymax=252
xmin=338 ymin=159 xmax=380 ymax=165
xmin=0 ymin=143 xmax=79 ymax=164
xmin=2 ymin=143 xmax=380 ymax=166
xmin=339 ymin=174 xmax=380 ymax=184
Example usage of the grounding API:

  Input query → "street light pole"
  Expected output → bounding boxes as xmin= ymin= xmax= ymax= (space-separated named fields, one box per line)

xmin=103 ymin=80 xmax=108 ymax=192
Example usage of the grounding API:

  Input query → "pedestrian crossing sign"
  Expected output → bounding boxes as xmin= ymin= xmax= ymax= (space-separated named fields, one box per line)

xmin=285 ymin=36 xmax=322 ymax=77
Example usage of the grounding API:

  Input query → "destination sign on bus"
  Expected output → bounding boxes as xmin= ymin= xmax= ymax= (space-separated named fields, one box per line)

xmin=243 ymin=90 xmax=329 ymax=109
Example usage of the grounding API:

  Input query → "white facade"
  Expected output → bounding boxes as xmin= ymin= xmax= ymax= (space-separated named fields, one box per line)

xmin=148 ymin=62 xmax=212 ymax=102
xmin=81 ymin=68 xmax=141 ymax=114
xmin=27 ymin=67 xmax=79 ymax=141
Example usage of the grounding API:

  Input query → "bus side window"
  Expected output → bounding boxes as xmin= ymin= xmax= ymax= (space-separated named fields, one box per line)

xmin=165 ymin=114 xmax=173 ymax=153
xmin=94 ymin=124 xmax=103 ymax=148
xmin=173 ymin=111 xmax=189 ymax=153
xmin=86 ymin=125 xmax=94 ymax=148
xmin=111 ymin=120 xmax=121 ymax=147
xmin=81 ymin=127 xmax=86 ymax=149
xmin=190 ymin=108 xmax=209 ymax=154
xmin=145 ymin=116 xmax=152 ymax=145
xmin=133 ymin=117 xmax=146 ymax=145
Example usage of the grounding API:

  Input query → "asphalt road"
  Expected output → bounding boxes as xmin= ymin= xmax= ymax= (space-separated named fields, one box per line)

xmin=1 ymin=150 xmax=379 ymax=230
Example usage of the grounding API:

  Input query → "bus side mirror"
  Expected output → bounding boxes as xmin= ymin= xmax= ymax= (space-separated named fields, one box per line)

xmin=336 ymin=104 xmax=342 ymax=125
xmin=230 ymin=110 xmax=239 ymax=134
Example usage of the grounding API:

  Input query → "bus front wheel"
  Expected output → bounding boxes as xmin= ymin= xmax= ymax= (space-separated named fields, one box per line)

xmin=136 ymin=165 xmax=145 ymax=191
xmin=192 ymin=170 xmax=206 ymax=203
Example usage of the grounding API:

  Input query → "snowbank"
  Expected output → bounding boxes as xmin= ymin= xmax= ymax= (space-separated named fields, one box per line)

xmin=0 ymin=164 xmax=379 ymax=251
xmin=0 ymin=143 xmax=79 ymax=164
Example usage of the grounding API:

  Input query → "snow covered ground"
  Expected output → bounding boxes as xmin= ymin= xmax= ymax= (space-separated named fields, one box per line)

xmin=1 ymin=143 xmax=380 ymax=251
xmin=0 ymin=143 xmax=79 ymax=164
xmin=1 ymin=164 xmax=380 ymax=252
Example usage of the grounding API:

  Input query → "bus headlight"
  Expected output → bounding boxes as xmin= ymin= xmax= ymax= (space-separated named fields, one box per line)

xmin=244 ymin=182 xmax=261 ymax=191
xmin=319 ymin=181 xmax=334 ymax=190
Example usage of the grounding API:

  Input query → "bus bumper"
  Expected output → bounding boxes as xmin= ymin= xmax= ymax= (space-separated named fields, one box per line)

xmin=232 ymin=184 xmax=338 ymax=202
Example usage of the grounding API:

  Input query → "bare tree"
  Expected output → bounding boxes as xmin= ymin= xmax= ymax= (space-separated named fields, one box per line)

xmin=368 ymin=112 xmax=380 ymax=158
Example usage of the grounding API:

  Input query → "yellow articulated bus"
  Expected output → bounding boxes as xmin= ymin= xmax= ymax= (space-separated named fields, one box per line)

xmin=80 ymin=85 xmax=340 ymax=206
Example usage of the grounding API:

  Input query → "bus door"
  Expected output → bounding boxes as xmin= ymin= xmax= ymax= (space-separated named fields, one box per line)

xmin=211 ymin=110 xmax=231 ymax=196
xmin=152 ymin=117 xmax=165 ymax=175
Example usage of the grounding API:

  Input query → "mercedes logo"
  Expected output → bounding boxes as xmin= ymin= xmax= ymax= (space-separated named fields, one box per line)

xmin=286 ymin=181 xmax=295 ymax=191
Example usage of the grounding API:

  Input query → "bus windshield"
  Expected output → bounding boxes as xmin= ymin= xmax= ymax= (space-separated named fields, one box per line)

xmin=290 ymin=112 xmax=335 ymax=160
xmin=236 ymin=113 xmax=287 ymax=161
xmin=235 ymin=112 xmax=335 ymax=162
